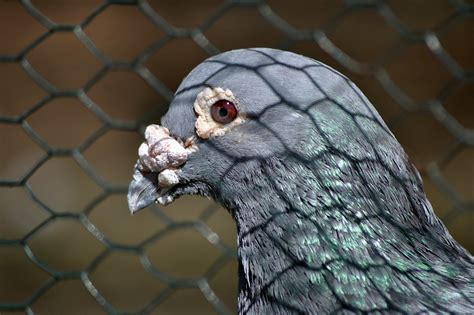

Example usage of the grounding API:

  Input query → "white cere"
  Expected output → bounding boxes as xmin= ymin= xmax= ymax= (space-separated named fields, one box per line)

xmin=194 ymin=87 xmax=246 ymax=139
xmin=137 ymin=124 xmax=197 ymax=191
xmin=137 ymin=125 xmax=188 ymax=173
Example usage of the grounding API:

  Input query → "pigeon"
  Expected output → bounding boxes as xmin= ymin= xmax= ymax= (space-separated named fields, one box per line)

xmin=128 ymin=48 xmax=474 ymax=314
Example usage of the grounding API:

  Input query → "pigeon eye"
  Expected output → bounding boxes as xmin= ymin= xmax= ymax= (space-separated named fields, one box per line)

xmin=210 ymin=100 xmax=238 ymax=124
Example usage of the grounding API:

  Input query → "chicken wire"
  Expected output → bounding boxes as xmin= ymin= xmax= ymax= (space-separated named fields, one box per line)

xmin=0 ymin=0 xmax=473 ymax=314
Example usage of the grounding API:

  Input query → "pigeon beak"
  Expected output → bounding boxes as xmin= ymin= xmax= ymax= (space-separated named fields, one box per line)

xmin=127 ymin=124 xmax=198 ymax=214
xmin=127 ymin=167 xmax=159 ymax=214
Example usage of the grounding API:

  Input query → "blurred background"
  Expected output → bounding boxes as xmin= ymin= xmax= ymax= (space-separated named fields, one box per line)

xmin=0 ymin=0 xmax=472 ymax=314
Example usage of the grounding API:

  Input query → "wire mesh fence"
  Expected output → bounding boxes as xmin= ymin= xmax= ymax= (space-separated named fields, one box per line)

xmin=0 ymin=0 xmax=472 ymax=314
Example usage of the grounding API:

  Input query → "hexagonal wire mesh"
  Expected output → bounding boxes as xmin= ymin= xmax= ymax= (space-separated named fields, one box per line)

xmin=0 ymin=0 xmax=473 ymax=314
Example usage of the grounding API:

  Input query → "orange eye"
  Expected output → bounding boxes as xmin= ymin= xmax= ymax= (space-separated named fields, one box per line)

xmin=210 ymin=100 xmax=238 ymax=124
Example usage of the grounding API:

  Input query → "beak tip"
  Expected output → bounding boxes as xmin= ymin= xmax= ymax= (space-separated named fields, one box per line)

xmin=127 ymin=167 xmax=159 ymax=215
xmin=128 ymin=201 xmax=141 ymax=215
xmin=128 ymin=193 xmax=157 ymax=215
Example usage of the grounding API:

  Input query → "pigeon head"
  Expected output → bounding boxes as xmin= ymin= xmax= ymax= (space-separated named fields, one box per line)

xmin=128 ymin=47 xmax=393 ymax=215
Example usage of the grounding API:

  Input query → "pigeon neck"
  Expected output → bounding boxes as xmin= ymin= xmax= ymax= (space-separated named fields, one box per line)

xmin=232 ymin=188 xmax=296 ymax=313
xmin=230 ymin=174 xmax=341 ymax=313
xmin=225 ymin=157 xmax=361 ymax=312
xmin=226 ymin=156 xmax=472 ymax=314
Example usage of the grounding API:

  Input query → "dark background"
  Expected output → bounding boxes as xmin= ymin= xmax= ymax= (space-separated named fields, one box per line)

xmin=0 ymin=0 xmax=472 ymax=314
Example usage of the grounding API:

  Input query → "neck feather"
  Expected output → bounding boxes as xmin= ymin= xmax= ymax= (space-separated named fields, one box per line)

xmin=219 ymin=156 xmax=470 ymax=314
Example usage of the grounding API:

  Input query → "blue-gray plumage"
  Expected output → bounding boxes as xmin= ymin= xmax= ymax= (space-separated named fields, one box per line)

xmin=128 ymin=48 xmax=474 ymax=314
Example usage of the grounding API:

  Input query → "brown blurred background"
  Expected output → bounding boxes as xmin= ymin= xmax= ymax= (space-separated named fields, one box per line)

xmin=0 ymin=0 xmax=472 ymax=314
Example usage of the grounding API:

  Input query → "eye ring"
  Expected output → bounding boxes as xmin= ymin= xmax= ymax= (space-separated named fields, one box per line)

xmin=210 ymin=99 xmax=238 ymax=124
